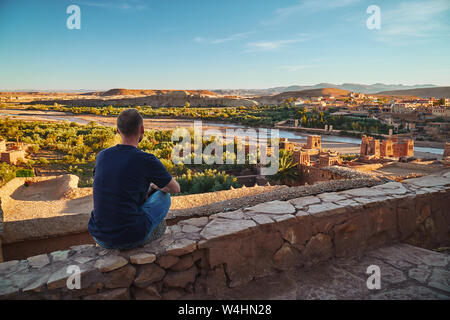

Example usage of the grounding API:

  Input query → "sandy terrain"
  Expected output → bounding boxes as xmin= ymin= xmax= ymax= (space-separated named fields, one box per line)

xmin=373 ymin=162 xmax=447 ymax=177
xmin=0 ymin=175 xmax=92 ymax=222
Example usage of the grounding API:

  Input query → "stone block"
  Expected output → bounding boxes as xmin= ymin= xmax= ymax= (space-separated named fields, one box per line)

xmin=273 ymin=243 xmax=302 ymax=271
xmin=333 ymin=213 xmax=375 ymax=257
xmin=276 ymin=217 xmax=312 ymax=247
xmin=166 ymin=238 xmax=197 ymax=256
xmin=289 ymin=196 xmax=321 ymax=209
xmin=95 ymin=256 xmax=128 ymax=272
xmin=22 ymin=274 xmax=51 ymax=293
xmin=245 ymin=200 xmax=296 ymax=215
xmin=302 ymin=233 xmax=333 ymax=263
xmin=130 ymin=253 xmax=156 ymax=265
xmin=0 ymin=260 xmax=19 ymax=273
xmin=50 ymin=250 xmax=70 ymax=262
xmin=104 ymin=265 xmax=136 ymax=289
xmin=396 ymin=196 xmax=418 ymax=239
xmin=206 ymin=265 xmax=228 ymax=295
xmin=164 ymin=266 xmax=198 ymax=288
xmin=27 ymin=254 xmax=50 ymax=269
xmin=170 ymin=254 xmax=194 ymax=271
xmin=307 ymin=202 xmax=343 ymax=215
xmin=179 ymin=217 xmax=209 ymax=227
xmin=157 ymin=255 xmax=180 ymax=268
xmin=251 ymin=214 xmax=274 ymax=225
xmin=318 ymin=192 xmax=347 ymax=203
xmin=134 ymin=263 xmax=166 ymax=288
xmin=200 ymin=218 xmax=256 ymax=241
xmin=47 ymin=264 xmax=92 ymax=290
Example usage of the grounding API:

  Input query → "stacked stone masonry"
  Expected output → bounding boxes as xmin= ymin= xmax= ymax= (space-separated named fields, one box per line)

xmin=0 ymin=171 xmax=449 ymax=300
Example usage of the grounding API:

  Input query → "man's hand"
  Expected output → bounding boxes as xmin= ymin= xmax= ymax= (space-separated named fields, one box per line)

xmin=150 ymin=183 xmax=159 ymax=190
xmin=151 ymin=179 xmax=181 ymax=194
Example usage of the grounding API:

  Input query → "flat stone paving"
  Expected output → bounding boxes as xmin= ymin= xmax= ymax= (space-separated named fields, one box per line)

xmin=185 ymin=243 xmax=450 ymax=300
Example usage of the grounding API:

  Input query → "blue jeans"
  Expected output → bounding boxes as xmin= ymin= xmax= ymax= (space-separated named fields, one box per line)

xmin=94 ymin=190 xmax=171 ymax=250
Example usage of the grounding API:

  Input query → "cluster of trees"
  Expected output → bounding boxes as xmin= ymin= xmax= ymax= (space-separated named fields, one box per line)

xmin=26 ymin=104 xmax=302 ymax=127
xmin=340 ymin=154 xmax=359 ymax=161
xmin=0 ymin=162 xmax=18 ymax=186
xmin=1 ymin=109 xmax=344 ymax=191
xmin=0 ymin=119 xmax=252 ymax=193
xmin=26 ymin=103 xmax=392 ymax=135
xmin=297 ymin=108 xmax=392 ymax=134
xmin=0 ymin=119 xmax=118 ymax=164
xmin=0 ymin=163 xmax=34 ymax=186
xmin=176 ymin=169 xmax=241 ymax=195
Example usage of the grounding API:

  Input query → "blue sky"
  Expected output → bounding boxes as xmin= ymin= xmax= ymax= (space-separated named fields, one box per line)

xmin=0 ymin=0 xmax=449 ymax=90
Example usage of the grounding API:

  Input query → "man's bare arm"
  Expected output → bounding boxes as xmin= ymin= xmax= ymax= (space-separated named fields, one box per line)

xmin=151 ymin=178 xmax=180 ymax=194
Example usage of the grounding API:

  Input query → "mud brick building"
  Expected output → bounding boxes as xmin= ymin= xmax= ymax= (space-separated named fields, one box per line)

xmin=0 ymin=140 xmax=27 ymax=165
xmin=360 ymin=136 xmax=414 ymax=160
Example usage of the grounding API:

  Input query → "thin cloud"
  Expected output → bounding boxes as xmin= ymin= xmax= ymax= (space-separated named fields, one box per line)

xmin=277 ymin=65 xmax=315 ymax=72
xmin=245 ymin=34 xmax=310 ymax=52
xmin=76 ymin=0 xmax=148 ymax=10
xmin=194 ymin=31 xmax=255 ymax=44
xmin=263 ymin=0 xmax=360 ymax=25
xmin=375 ymin=0 xmax=450 ymax=42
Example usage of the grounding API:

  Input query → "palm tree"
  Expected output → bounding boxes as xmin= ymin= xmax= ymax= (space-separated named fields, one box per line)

xmin=270 ymin=150 xmax=299 ymax=185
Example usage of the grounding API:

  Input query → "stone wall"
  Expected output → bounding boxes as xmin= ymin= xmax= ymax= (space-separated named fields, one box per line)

xmin=298 ymin=166 xmax=342 ymax=185
xmin=0 ymin=171 xmax=449 ymax=300
xmin=0 ymin=177 xmax=377 ymax=247
xmin=297 ymin=165 xmax=376 ymax=185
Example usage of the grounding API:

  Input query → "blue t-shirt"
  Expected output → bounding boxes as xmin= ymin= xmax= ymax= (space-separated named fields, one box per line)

xmin=88 ymin=144 xmax=172 ymax=246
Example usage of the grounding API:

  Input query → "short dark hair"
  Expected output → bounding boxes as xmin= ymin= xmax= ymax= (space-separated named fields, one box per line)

xmin=117 ymin=109 xmax=143 ymax=136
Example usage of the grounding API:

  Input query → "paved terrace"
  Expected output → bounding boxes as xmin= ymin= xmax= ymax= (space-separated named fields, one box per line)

xmin=0 ymin=170 xmax=449 ymax=300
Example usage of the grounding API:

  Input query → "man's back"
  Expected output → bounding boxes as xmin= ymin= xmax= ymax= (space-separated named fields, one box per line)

xmin=88 ymin=144 xmax=172 ymax=246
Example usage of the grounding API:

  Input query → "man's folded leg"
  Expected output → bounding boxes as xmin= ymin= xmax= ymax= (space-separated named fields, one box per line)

xmin=139 ymin=190 xmax=171 ymax=245
xmin=142 ymin=219 xmax=167 ymax=245
xmin=93 ymin=190 xmax=171 ymax=250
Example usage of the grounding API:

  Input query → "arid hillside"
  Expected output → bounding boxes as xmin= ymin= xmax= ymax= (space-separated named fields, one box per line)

xmin=276 ymin=88 xmax=351 ymax=98
xmin=96 ymin=88 xmax=219 ymax=97
xmin=376 ymin=86 xmax=450 ymax=98
xmin=255 ymin=88 xmax=351 ymax=105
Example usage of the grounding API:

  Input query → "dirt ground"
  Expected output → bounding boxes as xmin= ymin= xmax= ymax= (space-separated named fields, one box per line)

xmin=372 ymin=162 xmax=447 ymax=178
xmin=0 ymin=175 xmax=92 ymax=223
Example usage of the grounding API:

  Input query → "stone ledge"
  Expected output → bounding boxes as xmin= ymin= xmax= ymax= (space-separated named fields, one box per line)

xmin=1 ymin=177 xmax=383 ymax=245
xmin=0 ymin=170 xmax=449 ymax=300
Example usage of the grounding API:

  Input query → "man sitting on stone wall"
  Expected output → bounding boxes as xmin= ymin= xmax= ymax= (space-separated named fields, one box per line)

xmin=88 ymin=109 xmax=180 ymax=249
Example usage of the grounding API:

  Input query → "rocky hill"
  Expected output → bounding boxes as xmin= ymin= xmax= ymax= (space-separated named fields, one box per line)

xmin=255 ymin=88 xmax=351 ymax=105
xmin=97 ymin=89 xmax=219 ymax=97
xmin=376 ymin=86 xmax=450 ymax=99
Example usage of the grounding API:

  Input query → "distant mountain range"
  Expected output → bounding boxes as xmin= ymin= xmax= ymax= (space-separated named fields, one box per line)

xmin=213 ymin=83 xmax=439 ymax=96
xmin=3 ymin=84 xmax=448 ymax=100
